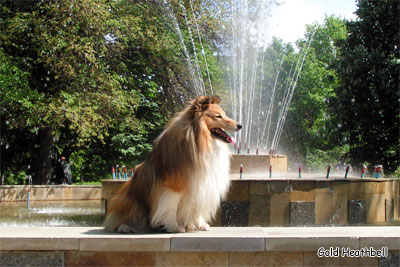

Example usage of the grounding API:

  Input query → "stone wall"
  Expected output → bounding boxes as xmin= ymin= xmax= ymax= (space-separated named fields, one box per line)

xmin=1 ymin=250 xmax=398 ymax=266
xmin=0 ymin=226 xmax=399 ymax=267
xmin=214 ymin=179 xmax=399 ymax=226
xmin=102 ymin=178 xmax=399 ymax=226
xmin=0 ymin=185 xmax=101 ymax=202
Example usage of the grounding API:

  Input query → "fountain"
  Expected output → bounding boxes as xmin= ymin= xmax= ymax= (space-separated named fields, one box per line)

xmin=99 ymin=0 xmax=399 ymax=228
xmin=0 ymin=200 xmax=102 ymax=227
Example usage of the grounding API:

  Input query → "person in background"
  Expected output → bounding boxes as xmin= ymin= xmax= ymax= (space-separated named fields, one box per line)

xmin=60 ymin=157 xmax=72 ymax=184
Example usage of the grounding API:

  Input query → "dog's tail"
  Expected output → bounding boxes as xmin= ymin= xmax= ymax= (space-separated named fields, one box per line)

xmin=103 ymin=164 xmax=150 ymax=233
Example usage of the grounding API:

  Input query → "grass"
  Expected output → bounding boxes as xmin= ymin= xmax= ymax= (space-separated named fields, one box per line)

xmin=72 ymin=181 xmax=102 ymax=186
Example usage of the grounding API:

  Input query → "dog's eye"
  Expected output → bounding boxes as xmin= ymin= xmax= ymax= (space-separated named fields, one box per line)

xmin=215 ymin=115 xmax=222 ymax=119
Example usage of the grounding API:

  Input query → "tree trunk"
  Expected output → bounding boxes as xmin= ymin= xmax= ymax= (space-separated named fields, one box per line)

xmin=31 ymin=127 xmax=54 ymax=184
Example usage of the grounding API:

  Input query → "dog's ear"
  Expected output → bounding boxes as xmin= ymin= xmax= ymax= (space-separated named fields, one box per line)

xmin=192 ymin=95 xmax=221 ymax=106
xmin=192 ymin=96 xmax=209 ymax=112
xmin=209 ymin=95 xmax=221 ymax=104
xmin=191 ymin=95 xmax=221 ymax=113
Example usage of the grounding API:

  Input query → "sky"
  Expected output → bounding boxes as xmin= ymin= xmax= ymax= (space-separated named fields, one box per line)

xmin=265 ymin=0 xmax=358 ymax=44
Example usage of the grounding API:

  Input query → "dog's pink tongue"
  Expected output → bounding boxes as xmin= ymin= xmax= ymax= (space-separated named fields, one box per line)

xmin=229 ymin=136 xmax=236 ymax=145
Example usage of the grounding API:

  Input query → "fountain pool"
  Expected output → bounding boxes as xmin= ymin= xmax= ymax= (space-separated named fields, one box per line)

xmin=102 ymin=177 xmax=399 ymax=227
xmin=0 ymin=200 xmax=103 ymax=227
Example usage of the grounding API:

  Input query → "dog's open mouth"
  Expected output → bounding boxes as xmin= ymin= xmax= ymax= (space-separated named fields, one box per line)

xmin=210 ymin=128 xmax=236 ymax=144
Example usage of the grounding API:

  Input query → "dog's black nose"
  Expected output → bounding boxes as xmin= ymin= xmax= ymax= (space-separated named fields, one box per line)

xmin=237 ymin=124 xmax=242 ymax=130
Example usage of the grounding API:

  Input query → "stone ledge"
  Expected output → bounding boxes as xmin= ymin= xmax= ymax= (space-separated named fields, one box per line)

xmin=0 ymin=226 xmax=399 ymax=252
xmin=0 ymin=185 xmax=102 ymax=202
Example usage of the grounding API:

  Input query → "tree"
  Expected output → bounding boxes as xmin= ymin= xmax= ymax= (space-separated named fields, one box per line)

xmin=1 ymin=0 xmax=140 ymax=184
xmin=334 ymin=0 xmax=399 ymax=172
xmin=1 ymin=0 xmax=227 ymax=184
xmin=0 ymin=49 xmax=36 ymax=184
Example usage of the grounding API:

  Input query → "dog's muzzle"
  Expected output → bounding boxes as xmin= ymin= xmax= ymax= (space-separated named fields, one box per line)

xmin=211 ymin=127 xmax=240 ymax=144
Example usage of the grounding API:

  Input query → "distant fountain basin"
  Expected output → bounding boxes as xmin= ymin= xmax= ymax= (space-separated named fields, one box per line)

xmin=230 ymin=154 xmax=288 ymax=175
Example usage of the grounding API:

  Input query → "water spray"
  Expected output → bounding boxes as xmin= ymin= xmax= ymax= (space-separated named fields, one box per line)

xmin=26 ymin=175 xmax=32 ymax=210
xmin=179 ymin=0 xmax=206 ymax=95
xmin=162 ymin=0 xmax=201 ymax=96
xmin=255 ymin=52 xmax=265 ymax=151
xmin=240 ymin=164 xmax=243 ymax=179
xmin=244 ymin=48 xmax=259 ymax=147
xmin=116 ymin=165 xmax=121 ymax=180
xmin=326 ymin=164 xmax=331 ymax=179
xmin=188 ymin=0 xmax=213 ymax=94
xmin=269 ymin=27 xmax=318 ymax=151
xmin=261 ymin=57 xmax=283 ymax=150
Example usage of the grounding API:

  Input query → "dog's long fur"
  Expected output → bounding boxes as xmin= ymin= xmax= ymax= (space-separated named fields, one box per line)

xmin=104 ymin=96 xmax=241 ymax=233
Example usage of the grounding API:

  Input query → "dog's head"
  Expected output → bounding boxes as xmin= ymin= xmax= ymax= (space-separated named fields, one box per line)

xmin=190 ymin=96 xmax=242 ymax=144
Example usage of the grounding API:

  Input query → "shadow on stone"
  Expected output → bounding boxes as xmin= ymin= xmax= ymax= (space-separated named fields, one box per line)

xmin=348 ymin=200 xmax=366 ymax=225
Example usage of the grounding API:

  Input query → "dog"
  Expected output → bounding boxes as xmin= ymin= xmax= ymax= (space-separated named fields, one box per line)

xmin=104 ymin=96 xmax=242 ymax=233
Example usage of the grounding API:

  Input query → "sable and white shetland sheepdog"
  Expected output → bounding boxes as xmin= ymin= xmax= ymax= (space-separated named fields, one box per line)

xmin=104 ymin=96 xmax=242 ymax=233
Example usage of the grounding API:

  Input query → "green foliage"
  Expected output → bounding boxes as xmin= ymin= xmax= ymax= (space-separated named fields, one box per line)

xmin=1 ymin=170 xmax=27 ymax=185
xmin=334 ymin=0 xmax=399 ymax=172
xmin=69 ymin=150 xmax=86 ymax=183
xmin=392 ymin=167 xmax=400 ymax=179
xmin=306 ymin=145 xmax=349 ymax=172
xmin=0 ymin=49 xmax=40 ymax=129
xmin=72 ymin=181 xmax=102 ymax=186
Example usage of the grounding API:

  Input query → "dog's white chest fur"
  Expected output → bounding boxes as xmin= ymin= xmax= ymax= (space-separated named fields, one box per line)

xmin=184 ymin=139 xmax=231 ymax=223
xmin=150 ymin=139 xmax=231 ymax=231
xmin=203 ymin=139 xmax=231 ymax=199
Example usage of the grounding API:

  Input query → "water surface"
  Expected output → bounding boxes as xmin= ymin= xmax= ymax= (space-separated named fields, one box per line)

xmin=0 ymin=200 xmax=103 ymax=227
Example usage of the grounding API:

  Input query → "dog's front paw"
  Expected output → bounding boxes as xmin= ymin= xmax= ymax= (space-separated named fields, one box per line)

xmin=118 ymin=224 xmax=134 ymax=233
xmin=195 ymin=216 xmax=210 ymax=231
xmin=185 ymin=223 xmax=197 ymax=231
xmin=197 ymin=223 xmax=210 ymax=231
